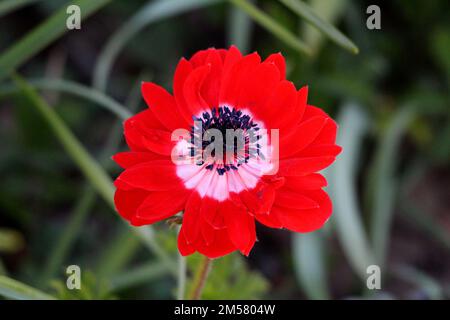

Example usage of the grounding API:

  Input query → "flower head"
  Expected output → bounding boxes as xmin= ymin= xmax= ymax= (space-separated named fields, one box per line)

xmin=113 ymin=46 xmax=341 ymax=258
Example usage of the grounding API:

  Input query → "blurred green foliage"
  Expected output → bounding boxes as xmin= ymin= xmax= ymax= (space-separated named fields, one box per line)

xmin=0 ymin=0 xmax=449 ymax=300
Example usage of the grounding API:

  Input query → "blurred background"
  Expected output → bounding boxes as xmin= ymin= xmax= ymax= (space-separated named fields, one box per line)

xmin=0 ymin=0 xmax=449 ymax=300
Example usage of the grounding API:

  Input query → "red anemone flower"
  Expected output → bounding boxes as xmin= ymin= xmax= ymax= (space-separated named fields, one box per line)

xmin=113 ymin=46 xmax=341 ymax=258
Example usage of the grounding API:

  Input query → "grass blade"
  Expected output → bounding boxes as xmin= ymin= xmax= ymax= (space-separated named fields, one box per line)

xmin=39 ymin=190 xmax=96 ymax=284
xmin=292 ymin=231 xmax=330 ymax=299
xmin=392 ymin=264 xmax=443 ymax=299
xmin=279 ymin=0 xmax=358 ymax=54
xmin=0 ymin=79 xmax=132 ymax=120
xmin=95 ymin=227 xmax=141 ymax=279
xmin=110 ymin=262 xmax=169 ymax=292
xmin=93 ymin=0 xmax=221 ymax=92
xmin=13 ymin=74 xmax=115 ymax=207
xmin=229 ymin=0 xmax=312 ymax=56
xmin=301 ymin=0 xmax=349 ymax=54
xmin=0 ymin=276 xmax=56 ymax=300
xmin=227 ymin=0 xmax=254 ymax=53
xmin=329 ymin=103 xmax=376 ymax=279
xmin=12 ymin=74 xmax=177 ymax=274
xmin=39 ymin=77 xmax=144 ymax=285
xmin=369 ymin=107 xmax=414 ymax=268
xmin=0 ymin=0 xmax=111 ymax=81
xmin=0 ymin=0 xmax=41 ymax=18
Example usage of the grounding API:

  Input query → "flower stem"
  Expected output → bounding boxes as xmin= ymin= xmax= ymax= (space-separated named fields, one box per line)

xmin=189 ymin=256 xmax=212 ymax=300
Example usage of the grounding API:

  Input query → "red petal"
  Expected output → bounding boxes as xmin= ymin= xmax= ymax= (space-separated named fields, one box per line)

xmin=114 ymin=188 xmax=148 ymax=221
xmin=140 ymin=128 xmax=174 ymax=156
xmin=221 ymin=199 xmax=256 ymax=255
xmin=279 ymin=116 xmax=328 ymax=159
xmin=178 ymin=227 xmax=196 ymax=256
xmin=255 ymin=210 xmax=283 ymax=228
xmin=311 ymin=117 xmax=338 ymax=145
xmin=135 ymin=190 xmax=189 ymax=224
xmin=114 ymin=161 xmax=182 ymax=191
xmin=141 ymin=82 xmax=188 ymax=131
xmin=221 ymin=46 xmax=242 ymax=79
xmin=264 ymin=52 xmax=286 ymax=79
xmin=182 ymin=192 xmax=203 ymax=244
xmin=219 ymin=52 xmax=260 ymax=107
xmin=189 ymin=48 xmax=216 ymax=67
xmin=183 ymin=65 xmax=210 ymax=116
xmin=201 ymin=220 xmax=216 ymax=246
xmin=112 ymin=151 xmax=166 ymax=169
xmin=283 ymin=174 xmax=327 ymax=190
xmin=302 ymin=104 xmax=329 ymax=121
xmin=297 ymin=145 xmax=342 ymax=158
xmin=124 ymin=109 xmax=166 ymax=152
xmin=261 ymin=80 xmax=297 ymax=129
xmin=239 ymin=181 xmax=275 ymax=214
xmin=199 ymin=50 xmax=223 ymax=108
xmin=277 ymin=156 xmax=336 ymax=176
xmin=195 ymin=227 xmax=236 ymax=258
xmin=274 ymin=190 xmax=319 ymax=210
xmin=237 ymin=61 xmax=280 ymax=113
xmin=274 ymin=189 xmax=332 ymax=232
xmin=201 ymin=196 xmax=225 ymax=229
xmin=173 ymin=58 xmax=194 ymax=123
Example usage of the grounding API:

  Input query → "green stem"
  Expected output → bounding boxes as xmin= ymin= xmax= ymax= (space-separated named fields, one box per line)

xmin=177 ymin=226 xmax=187 ymax=300
xmin=189 ymin=256 xmax=212 ymax=300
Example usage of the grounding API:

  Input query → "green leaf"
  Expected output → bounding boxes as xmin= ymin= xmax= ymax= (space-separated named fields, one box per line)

xmin=12 ymin=74 xmax=115 ymax=207
xmin=0 ymin=0 xmax=42 ymax=18
xmin=392 ymin=264 xmax=443 ymax=299
xmin=110 ymin=262 xmax=170 ymax=292
xmin=279 ymin=0 xmax=358 ymax=54
xmin=95 ymin=227 xmax=141 ymax=279
xmin=0 ymin=79 xmax=132 ymax=120
xmin=227 ymin=0 xmax=254 ymax=53
xmin=400 ymin=162 xmax=450 ymax=250
xmin=12 ymin=74 xmax=178 ymax=275
xmin=301 ymin=0 xmax=349 ymax=54
xmin=186 ymin=253 xmax=269 ymax=299
xmin=369 ymin=107 xmax=414 ymax=268
xmin=328 ymin=103 xmax=376 ymax=279
xmin=39 ymin=190 xmax=96 ymax=284
xmin=0 ymin=0 xmax=111 ymax=81
xmin=228 ymin=0 xmax=312 ymax=56
xmin=93 ymin=0 xmax=222 ymax=92
xmin=0 ymin=276 xmax=56 ymax=300
xmin=0 ymin=228 xmax=25 ymax=253
xmin=292 ymin=231 xmax=330 ymax=299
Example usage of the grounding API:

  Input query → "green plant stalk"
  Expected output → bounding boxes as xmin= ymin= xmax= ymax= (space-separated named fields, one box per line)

xmin=93 ymin=0 xmax=222 ymax=92
xmin=391 ymin=264 xmax=443 ymax=299
xmin=0 ymin=276 xmax=56 ymax=300
xmin=189 ymin=256 xmax=213 ymax=300
xmin=95 ymin=227 xmax=141 ymax=278
xmin=177 ymin=225 xmax=187 ymax=300
xmin=0 ymin=0 xmax=111 ymax=80
xmin=293 ymin=232 xmax=330 ymax=299
xmin=369 ymin=107 xmax=414 ymax=268
xmin=110 ymin=261 xmax=169 ymax=292
xmin=330 ymin=103 xmax=376 ymax=279
xmin=0 ymin=0 xmax=41 ymax=18
xmin=279 ymin=0 xmax=358 ymax=54
xmin=12 ymin=74 xmax=178 ymax=276
xmin=227 ymin=0 xmax=254 ymax=53
xmin=229 ymin=0 xmax=312 ymax=56
xmin=13 ymin=74 xmax=115 ymax=207
xmin=400 ymin=161 xmax=450 ymax=250
xmin=40 ymin=190 xmax=95 ymax=284
xmin=0 ymin=79 xmax=132 ymax=120
xmin=39 ymin=79 xmax=140 ymax=284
